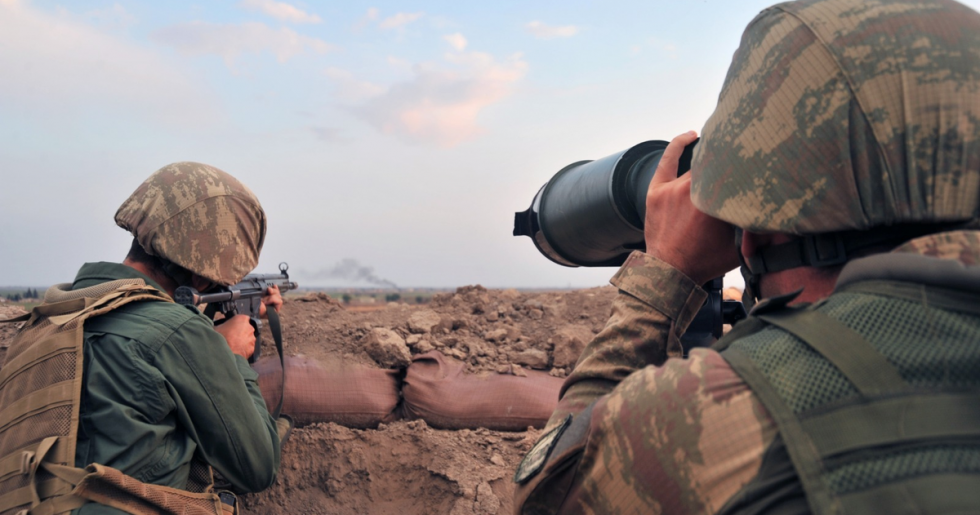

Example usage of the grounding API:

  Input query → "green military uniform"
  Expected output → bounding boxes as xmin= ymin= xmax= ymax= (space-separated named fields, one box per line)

xmin=71 ymin=262 xmax=279 ymax=514
xmin=0 ymin=161 xmax=275 ymax=515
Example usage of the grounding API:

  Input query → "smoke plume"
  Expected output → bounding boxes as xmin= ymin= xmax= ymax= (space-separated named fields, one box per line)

xmin=300 ymin=259 xmax=398 ymax=288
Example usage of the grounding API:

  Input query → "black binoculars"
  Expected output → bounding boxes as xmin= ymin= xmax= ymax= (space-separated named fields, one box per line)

xmin=513 ymin=139 xmax=745 ymax=349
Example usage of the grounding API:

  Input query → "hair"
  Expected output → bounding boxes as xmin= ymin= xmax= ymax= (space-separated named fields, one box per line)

xmin=126 ymin=238 xmax=194 ymax=287
xmin=126 ymin=238 xmax=162 ymax=267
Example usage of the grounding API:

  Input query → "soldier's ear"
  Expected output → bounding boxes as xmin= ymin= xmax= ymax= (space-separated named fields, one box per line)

xmin=190 ymin=274 xmax=218 ymax=293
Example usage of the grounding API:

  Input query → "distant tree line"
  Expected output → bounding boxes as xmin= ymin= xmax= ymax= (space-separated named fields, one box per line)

xmin=5 ymin=288 xmax=39 ymax=302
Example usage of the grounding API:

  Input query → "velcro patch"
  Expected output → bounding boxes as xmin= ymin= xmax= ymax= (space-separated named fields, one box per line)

xmin=513 ymin=415 xmax=572 ymax=485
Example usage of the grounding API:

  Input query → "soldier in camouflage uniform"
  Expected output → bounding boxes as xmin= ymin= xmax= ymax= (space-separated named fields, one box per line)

xmin=514 ymin=0 xmax=980 ymax=514
xmin=0 ymin=162 xmax=282 ymax=514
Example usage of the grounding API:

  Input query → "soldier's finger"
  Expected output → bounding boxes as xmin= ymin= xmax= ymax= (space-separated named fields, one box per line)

xmin=651 ymin=130 xmax=698 ymax=185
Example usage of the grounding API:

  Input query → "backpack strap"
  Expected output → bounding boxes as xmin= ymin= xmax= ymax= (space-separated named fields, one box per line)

xmin=755 ymin=309 xmax=909 ymax=397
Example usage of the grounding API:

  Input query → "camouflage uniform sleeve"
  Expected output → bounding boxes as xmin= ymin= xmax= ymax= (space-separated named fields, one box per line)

xmin=517 ymin=349 xmax=777 ymax=515
xmin=544 ymin=251 xmax=708 ymax=429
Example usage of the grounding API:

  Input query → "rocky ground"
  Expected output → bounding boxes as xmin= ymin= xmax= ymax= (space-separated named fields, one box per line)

xmin=0 ymin=286 xmax=619 ymax=514
xmin=273 ymin=285 xmax=614 ymax=376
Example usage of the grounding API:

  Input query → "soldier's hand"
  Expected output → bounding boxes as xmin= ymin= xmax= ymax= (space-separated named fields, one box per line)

xmin=215 ymin=314 xmax=256 ymax=359
xmin=644 ymin=130 xmax=740 ymax=284
xmin=259 ymin=284 xmax=282 ymax=319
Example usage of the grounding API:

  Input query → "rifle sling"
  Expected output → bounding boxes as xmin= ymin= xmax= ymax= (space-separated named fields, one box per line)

xmin=266 ymin=307 xmax=285 ymax=420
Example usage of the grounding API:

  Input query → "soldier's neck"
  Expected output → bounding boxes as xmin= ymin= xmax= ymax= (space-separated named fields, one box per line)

xmin=122 ymin=258 xmax=178 ymax=297
xmin=759 ymin=267 xmax=839 ymax=305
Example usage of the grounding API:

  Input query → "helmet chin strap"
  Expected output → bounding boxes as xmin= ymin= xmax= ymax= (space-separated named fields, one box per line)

xmin=735 ymin=222 xmax=969 ymax=310
xmin=733 ymin=228 xmax=761 ymax=311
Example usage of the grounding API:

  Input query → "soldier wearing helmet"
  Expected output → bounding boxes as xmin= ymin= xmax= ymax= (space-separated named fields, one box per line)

xmin=515 ymin=0 xmax=980 ymax=514
xmin=0 ymin=162 xmax=281 ymax=515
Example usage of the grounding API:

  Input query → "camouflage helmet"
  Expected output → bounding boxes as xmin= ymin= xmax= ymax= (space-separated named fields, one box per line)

xmin=115 ymin=162 xmax=267 ymax=286
xmin=690 ymin=0 xmax=980 ymax=234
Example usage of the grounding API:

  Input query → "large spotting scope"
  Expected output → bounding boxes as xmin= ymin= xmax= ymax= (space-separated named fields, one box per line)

xmin=513 ymin=139 xmax=745 ymax=350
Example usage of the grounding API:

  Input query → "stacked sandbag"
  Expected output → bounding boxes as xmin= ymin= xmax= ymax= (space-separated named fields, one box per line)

xmin=401 ymin=351 xmax=563 ymax=431
xmin=254 ymin=356 xmax=401 ymax=428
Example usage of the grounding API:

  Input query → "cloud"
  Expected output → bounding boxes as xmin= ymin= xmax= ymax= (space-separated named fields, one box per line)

xmin=525 ymin=21 xmax=579 ymax=39
xmin=239 ymin=0 xmax=321 ymax=24
xmin=150 ymin=21 xmax=335 ymax=68
xmin=345 ymin=50 xmax=527 ymax=147
xmin=0 ymin=0 xmax=213 ymax=124
xmin=443 ymin=33 xmax=467 ymax=51
xmin=323 ymin=67 xmax=385 ymax=101
xmin=378 ymin=12 xmax=423 ymax=30
xmin=353 ymin=7 xmax=379 ymax=30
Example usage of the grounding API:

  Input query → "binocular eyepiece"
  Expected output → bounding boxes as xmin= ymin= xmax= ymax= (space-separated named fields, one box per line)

xmin=514 ymin=138 xmax=746 ymax=350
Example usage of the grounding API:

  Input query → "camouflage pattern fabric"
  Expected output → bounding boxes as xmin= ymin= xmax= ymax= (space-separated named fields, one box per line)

xmin=115 ymin=162 xmax=267 ymax=286
xmin=691 ymin=0 xmax=980 ymax=234
xmin=893 ymin=229 xmax=980 ymax=265
xmin=543 ymin=251 xmax=707 ymax=431
xmin=515 ymin=233 xmax=980 ymax=515
xmin=515 ymin=250 xmax=774 ymax=515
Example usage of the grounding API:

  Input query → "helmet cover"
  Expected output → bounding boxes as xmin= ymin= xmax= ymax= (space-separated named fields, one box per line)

xmin=115 ymin=162 xmax=266 ymax=286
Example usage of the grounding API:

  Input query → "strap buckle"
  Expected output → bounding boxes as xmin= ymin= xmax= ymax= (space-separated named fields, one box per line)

xmin=803 ymin=234 xmax=848 ymax=268
xmin=20 ymin=451 xmax=36 ymax=475
xmin=217 ymin=491 xmax=239 ymax=514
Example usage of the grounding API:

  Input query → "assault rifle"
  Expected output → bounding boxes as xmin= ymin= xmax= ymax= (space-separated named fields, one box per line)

xmin=174 ymin=263 xmax=296 ymax=418
xmin=174 ymin=262 xmax=297 ymax=363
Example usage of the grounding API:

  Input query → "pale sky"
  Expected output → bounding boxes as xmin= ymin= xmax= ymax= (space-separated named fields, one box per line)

xmin=3 ymin=0 xmax=979 ymax=289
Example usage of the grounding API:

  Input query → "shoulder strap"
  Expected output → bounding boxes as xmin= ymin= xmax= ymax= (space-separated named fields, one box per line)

xmin=755 ymin=309 xmax=909 ymax=396
xmin=720 ymin=304 xmax=910 ymax=515
xmin=722 ymin=347 xmax=837 ymax=514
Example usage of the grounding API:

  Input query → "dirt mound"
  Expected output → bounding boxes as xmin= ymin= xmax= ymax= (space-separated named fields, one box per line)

xmin=0 ymin=286 xmax=618 ymax=514
xmin=243 ymin=420 xmax=542 ymax=515
xmin=0 ymin=305 xmax=26 ymax=366
xmin=269 ymin=286 xmax=615 ymax=378
xmin=243 ymin=286 xmax=614 ymax=513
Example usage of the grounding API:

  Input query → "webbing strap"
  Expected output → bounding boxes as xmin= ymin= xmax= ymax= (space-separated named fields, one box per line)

xmin=40 ymin=463 xmax=88 ymax=487
xmin=0 ymin=381 xmax=74 ymax=434
xmin=839 ymin=473 xmax=980 ymax=514
xmin=711 ymin=316 xmax=767 ymax=353
xmin=0 ymin=479 xmax=71 ymax=513
xmin=745 ymin=223 xmax=968 ymax=275
xmin=0 ymin=442 xmax=69 ymax=482
xmin=803 ymin=393 xmax=980 ymax=457
xmin=30 ymin=493 xmax=87 ymax=515
xmin=757 ymin=310 xmax=909 ymax=396
xmin=0 ymin=313 xmax=30 ymax=324
xmin=722 ymin=348 xmax=835 ymax=515
xmin=25 ymin=437 xmax=67 ymax=508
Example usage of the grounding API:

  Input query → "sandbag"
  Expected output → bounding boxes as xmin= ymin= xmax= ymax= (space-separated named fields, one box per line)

xmin=254 ymin=356 xmax=401 ymax=428
xmin=401 ymin=351 xmax=563 ymax=431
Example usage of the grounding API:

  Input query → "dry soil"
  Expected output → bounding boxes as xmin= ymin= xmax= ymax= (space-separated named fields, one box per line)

xmin=0 ymin=286 xmax=619 ymax=514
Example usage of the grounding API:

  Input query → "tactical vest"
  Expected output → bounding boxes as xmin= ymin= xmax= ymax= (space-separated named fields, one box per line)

xmin=0 ymin=280 xmax=235 ymax=515
xmin=716 ymin=279 xmax=980 ymax=515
